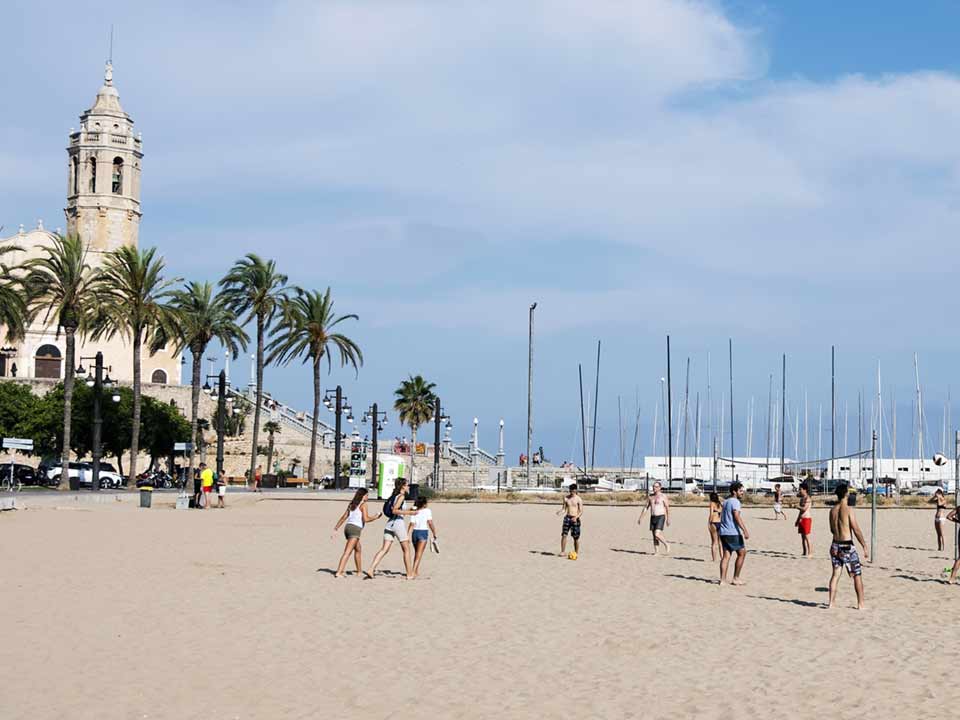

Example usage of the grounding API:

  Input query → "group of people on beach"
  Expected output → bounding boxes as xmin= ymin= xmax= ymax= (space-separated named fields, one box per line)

xmin=557 ymin=477 xmax=879 ymax=609
xmin=331 ymin=478 xmax=439 ymax=580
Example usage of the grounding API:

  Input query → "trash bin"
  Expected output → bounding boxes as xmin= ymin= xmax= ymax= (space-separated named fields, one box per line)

xmin=140 ymin=486 xmax=153 ymax=508
xmin=68 ymin=475 xmax=80 ymax=491
xmin=848 ymin=492 xmax=857 ymax=507
xmin=408 ymin=483 xmax=420 ymax=503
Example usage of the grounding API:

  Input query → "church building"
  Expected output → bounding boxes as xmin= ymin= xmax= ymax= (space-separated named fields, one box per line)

xmin=0 ymin=63 xmax=182 ymax=386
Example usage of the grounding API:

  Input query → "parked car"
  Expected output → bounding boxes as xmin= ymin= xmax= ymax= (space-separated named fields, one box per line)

xmin=77 ymin=462 xmax=124 ymax=489
xmin=41 ymin=460 xmax=85 ymax=486
xmin=0 ymin=463 xmax=37 ymax=488
xmin=916 ymin=484 xmax=945 ymax=497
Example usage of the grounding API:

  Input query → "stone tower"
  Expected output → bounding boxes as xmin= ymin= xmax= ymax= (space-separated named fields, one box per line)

xmin=64 ymin=62 xmax=142 ymax=254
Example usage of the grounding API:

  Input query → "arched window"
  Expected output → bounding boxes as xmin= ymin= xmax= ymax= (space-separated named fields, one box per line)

xmin=35 ymin=344 xmax=62 ymax=379
xmin=71 ymin=157 xmax=79 ymax=195
xmin=112 ymin=157 xmax=123 ymax=194
xmin=88 ymin=157 xmax=97 ymax=193
xmin=150 ymin=369 xmax=168 ymax=384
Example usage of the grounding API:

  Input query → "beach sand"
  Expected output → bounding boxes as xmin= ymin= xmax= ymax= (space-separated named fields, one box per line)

xmin=1 ymin=494 xmax=955 ymax=719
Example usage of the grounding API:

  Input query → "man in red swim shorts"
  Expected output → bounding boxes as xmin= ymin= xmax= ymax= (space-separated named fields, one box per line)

xmin=795 ymin=481 xmax=812 ymax=556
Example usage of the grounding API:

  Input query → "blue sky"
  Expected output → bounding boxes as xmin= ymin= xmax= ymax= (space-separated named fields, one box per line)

xmin=3 ymin=1 xmax=960 ymax=466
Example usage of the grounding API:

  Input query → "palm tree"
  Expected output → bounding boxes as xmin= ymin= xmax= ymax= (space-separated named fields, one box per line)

xmin=22 ymin=234 xmax=100 ymax=487
xmin=266 ymin=288 xmax=362 ymax=483
xmin=220 ymin=254 xmax=288 ymax=488
xmin=91 ymin=246 xmax=179 ymax=485
xmin=393 ymin=375 xmax=437 ymax=488
xmin=263 ymin=420 xmax=281 ymax=475
xmin=161 ymin=281 xmax=248 ymax=490
xmin=0 ymin=243 xmax=26 ymax=342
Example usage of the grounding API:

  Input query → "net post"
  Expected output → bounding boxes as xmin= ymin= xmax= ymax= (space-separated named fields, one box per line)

xmin=871 ymin=430 xmax=877 ymax=563
xmin=954 ymin=430 xmax=959 ymax=562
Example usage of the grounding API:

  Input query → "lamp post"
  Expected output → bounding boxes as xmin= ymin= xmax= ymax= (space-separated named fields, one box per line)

xmin=76 ymin=352 xmax=119 ymax=491
xmin=527 ymin=302 xmax=536 ymax=488
xmin=203 ymin=370 xmax=231 ymax=479
xmin=324 ymin=386 xmax=353 ymax=489
xmin=431 ymin=399 xmax=449 ymax=490
xmin=362 ymin=403 xmax=387 ymax=494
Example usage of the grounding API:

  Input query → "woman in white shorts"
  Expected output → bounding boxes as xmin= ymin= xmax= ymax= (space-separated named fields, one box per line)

xmin=366 ymin=479 xmax=417 ymax=579
xmin=216 ymin=474 xmax=226 ymax=508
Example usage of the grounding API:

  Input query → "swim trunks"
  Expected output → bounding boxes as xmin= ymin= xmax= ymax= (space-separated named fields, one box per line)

xmin=650 ymin=515 xmax=666 ymax=532
xmin=562 ymin=515 xmax=581 ymax=539
xmin=720 ymin=534 xmax=744 ymax=552
xmin=773 ymin=502 xmax=783 ymax=513
xmin=798 ymin=517 xmax=812 ymax=535
xmin=830 ymin=540 xmax=862 ymax=576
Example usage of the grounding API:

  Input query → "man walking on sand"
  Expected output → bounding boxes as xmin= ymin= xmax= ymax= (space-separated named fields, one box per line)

xmin=773 ymin=483 xmax=786 ymax=520
xmin=796 ymin=481 xmax=813 ymax=556
xmin=637 ymin=481 xmax=671 ymax=554
xmin=719 ymin=481 xmax=749 ymax=586
xmin=558 ymin=483 xmax=583 ymax=556
xmin=828 ymin=483 xmax=869 ymax=610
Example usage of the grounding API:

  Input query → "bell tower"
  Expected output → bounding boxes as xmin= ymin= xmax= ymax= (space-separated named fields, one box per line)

xmin=65 ymin=62 xmax=142 ymax=254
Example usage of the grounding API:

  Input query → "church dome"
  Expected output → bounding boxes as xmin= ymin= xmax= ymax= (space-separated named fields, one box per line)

xmin=86 ymin=62 xmax=127 ymax=117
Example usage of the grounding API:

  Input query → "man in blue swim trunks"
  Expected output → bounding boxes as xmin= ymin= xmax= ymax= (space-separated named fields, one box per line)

xmin=718 ymin=481 xmax=750 ymax=586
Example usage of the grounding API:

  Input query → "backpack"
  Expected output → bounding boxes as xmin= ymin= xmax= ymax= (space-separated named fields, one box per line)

xmin=383 ymin=494 xmax=398 ymax=520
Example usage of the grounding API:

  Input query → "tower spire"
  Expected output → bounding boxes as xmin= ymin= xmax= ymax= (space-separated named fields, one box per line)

xmin=105 ymin=24 xmax=114 ymax=86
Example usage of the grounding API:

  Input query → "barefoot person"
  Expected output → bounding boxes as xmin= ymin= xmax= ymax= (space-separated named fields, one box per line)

xmin=719 ymin=481 xmax=749 ymax=586
xmin=558 ymin=483 xmax=583 ymax=556
xmin=333 ymin=488 xmax=382 ymax=578
xmin=945 ymin=506 xmax=960 ymax=584
xmin=637 ymin=481 xmax=671 ymax=554
xmin=707 ymin=491 xmax=723 ymax=562
xmin=827 ymin=483 xmax=869 ymax=610
xmin=773 ymin=483 xmax=786 ymax=520
xmin=366 ymin=479 xmax=417 ymax=579
xmin=795 ymin=482 xmax=812 ymax=556
xmin=933 ymin=489 xmax=948 ymax=552
xmin=408 ymin=496 xmax=438 ymax=578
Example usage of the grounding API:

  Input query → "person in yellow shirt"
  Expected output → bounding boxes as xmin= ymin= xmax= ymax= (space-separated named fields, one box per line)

xmin=200 ymin=463 xmax=214 ymax=509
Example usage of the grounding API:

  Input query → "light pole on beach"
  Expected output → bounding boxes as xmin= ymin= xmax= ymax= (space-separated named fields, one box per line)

xmin=324 ymin=386 xmax=353 ymax=489
xmin=76 ymin=352 xmax=119 ymax=491
xmin=431 ymin=398 xmax=449 ymax=490
xmin=362 ymin=403 xmax=387 ymax=493
xmin=527 ymin=302 xmax=536 ymax=487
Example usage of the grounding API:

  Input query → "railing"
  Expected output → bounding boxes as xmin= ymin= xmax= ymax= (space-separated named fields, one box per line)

xmin=110 ymin=135 xmax=128 ymax=145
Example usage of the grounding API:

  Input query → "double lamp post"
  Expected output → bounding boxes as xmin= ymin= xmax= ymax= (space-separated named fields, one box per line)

xmin=75 ymin=351 xmax=120 ymax=491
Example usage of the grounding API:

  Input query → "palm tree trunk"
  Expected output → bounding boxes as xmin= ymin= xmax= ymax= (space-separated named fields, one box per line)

xmin=266 ymin=433 xmax=275 ymax=476
xmin=128 ymin=330 xmax=142 ymax=485
xmin=60 ymin=326 xmax=76 ymax=488
xmin=249 ymin=314 xmax=264 ymax=485
xmin=308 ymin=356 xmax=320 ymax=484
xmin=188 ymin=346 xmax=202 ymax=489
xmin=410 ymin=426 xmax=417 ymax=487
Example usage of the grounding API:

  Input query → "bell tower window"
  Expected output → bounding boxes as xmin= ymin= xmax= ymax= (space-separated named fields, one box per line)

xmin=112 ymin=157 xmax=124 ymax=194
xmin=71 ymin=157 xmax=79 ymax=195
xmin=88 ymin=157 xmax=97 ymax=193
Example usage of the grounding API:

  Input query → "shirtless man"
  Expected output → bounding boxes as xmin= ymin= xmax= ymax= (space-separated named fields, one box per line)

xmin=637 ymin=481 xmax=671 ymax=554
xmin=827 ymin=483 xmax=869 ymax=610
xmin=773 ymin=483 xmax=786 ymax=520
xmin=795 ymin=482 xmax=812 ymax=556
xmin=558 ymin=483 xmax=583 ymax=556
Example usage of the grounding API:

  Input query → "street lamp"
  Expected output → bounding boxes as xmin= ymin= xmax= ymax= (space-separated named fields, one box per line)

xmin=362 ymin=403 xmax=387 ymax=493
xmin=323 ymin=386 xmax=350 ymax=489
xmin=203 ymin=370 xmax=229 ymax=479
xmin=75 ymin=352 xmax=119 ymax=491
xmin=430 ymin=398 xmax=449 ymax=490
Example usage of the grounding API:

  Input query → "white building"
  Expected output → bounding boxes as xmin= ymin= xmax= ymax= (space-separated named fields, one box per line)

xmin=642 ymin=455 xmax=952 ymax=490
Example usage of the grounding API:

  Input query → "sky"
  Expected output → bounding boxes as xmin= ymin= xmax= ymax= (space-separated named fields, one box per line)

xmin=3 ymin=0 xmax=960 ymax=467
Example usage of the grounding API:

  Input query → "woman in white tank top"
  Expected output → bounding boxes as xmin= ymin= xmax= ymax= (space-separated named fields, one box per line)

xmin=333 ymin=488 xmax=382 ymax=578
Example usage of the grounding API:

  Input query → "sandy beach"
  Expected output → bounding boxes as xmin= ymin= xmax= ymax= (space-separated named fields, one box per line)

xmin=2 ymin=493 xmax=956 ymax=719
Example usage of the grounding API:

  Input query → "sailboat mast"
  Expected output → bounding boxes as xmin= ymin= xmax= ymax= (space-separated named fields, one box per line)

xmin=578 ymin=364 xmax=588 ymax=476
xmin=666 ymin=336 xmax=673 ymax=485
xmin=766 ymin=373 xmax=773 ymax=482
xmin=590 ymin=340 xmax=600 ymax=472
xmin=728 ymin=339 xmax=735 ymax=478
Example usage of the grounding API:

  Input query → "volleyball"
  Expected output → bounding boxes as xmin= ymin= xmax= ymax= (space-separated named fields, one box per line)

xmin=568 ymin=551 xmax=578 ymax=561
xmin=933 ymin=453 xmax=948 ymax=466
